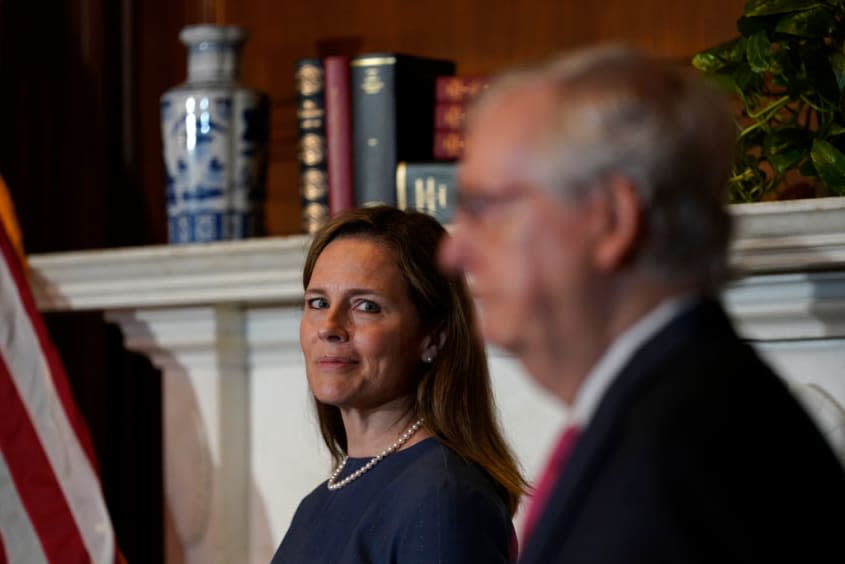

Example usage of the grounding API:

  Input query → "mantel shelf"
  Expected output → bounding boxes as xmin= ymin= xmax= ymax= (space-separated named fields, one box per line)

xmin=28 ymin=234 xmax=312 ymax=312
xmin=26 ymin=198 xmax=845 ymax=313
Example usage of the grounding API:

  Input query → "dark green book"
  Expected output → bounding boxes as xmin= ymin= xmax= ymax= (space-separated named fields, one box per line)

xmin=295 ymin=58 xmax=329 ymax=234
xmin=350 ymin=53 xmax=455 ymax=207
xmin=396 ymin=161 xmax=457 ymax=224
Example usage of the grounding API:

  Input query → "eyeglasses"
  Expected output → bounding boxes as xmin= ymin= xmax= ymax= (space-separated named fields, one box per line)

xmin=456 ymin=187 xmax=531 ymax=221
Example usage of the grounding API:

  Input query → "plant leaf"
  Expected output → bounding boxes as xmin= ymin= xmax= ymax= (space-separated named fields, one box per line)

xmin=830 ymin=52 xmax=845 ymax=91
xmin=764 ymin=128 xmax=811 ymax=173
xmin=799 ymin=158 xmax=818 ymax=178
xmin=692 ymin=38 xmax=745 ymax=72
xmin=733 ymin=65 xmax=764 ymax=98
xmin=746 ymin=31 xmax=774 ymax=72
xmin=745 ymin=0 xmax=825 ymax=17
xmin=798 ymin=43 xmax=841 ymax=106
xmin=811 ymin=138 xmax=845 ymax=194
xmin=774 ymin=6 xmax=835 ymax=36
xmin=738 ymin=14 xmax=786 ymax=36
xmin=771 ymin=44 xmax=801 ymax=85
xmin=828 ymin=123 xmax=845 ymax=136
xmin=768 ymin=150 xmax=807 ymax=175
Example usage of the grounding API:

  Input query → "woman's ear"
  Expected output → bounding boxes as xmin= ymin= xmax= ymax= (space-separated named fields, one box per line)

xmin=420 ymin=328 xmax=447 ymax=363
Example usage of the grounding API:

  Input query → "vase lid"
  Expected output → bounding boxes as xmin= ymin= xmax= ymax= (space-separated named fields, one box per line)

xmin=180 ymin=24 xmax=246 ymax=47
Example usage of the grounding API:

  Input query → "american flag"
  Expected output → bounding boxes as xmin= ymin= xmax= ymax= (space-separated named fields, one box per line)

xmin=0 ymin=184 xmax=119 ymax=562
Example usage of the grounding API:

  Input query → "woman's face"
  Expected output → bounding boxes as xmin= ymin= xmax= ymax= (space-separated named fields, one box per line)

xmin=300 ymin=236 xmax=427 ymax=413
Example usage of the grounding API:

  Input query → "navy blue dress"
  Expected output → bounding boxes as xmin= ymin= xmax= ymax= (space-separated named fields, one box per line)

xmin=271 ymin=437 xmax=515 ymax=563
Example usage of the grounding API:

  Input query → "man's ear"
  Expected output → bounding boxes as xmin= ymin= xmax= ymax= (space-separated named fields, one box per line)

xmin=593 ymin=175 xmax=643 ymax=271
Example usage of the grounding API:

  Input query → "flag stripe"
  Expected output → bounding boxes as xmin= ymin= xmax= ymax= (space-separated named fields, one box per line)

xmin=0 ymin=226 xmax=114 ymax=563
xmin=0 ymin=225 xmax=99 ymax=471
xmin=0 ymin=450 xmax=49 ymax=564
xmin=0 ymin=350 xmax=84 ymax=561
xmin=0 ymin=525 xmax=7 ymax=564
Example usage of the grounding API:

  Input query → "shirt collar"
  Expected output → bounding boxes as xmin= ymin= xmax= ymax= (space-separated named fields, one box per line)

xmin=568 ymin=295 xmax=697 ymax=427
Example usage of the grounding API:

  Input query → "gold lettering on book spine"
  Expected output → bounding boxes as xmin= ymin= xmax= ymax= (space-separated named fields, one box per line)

xmin=445 ymin=79 xmax=484 ymax=99
xmin=296 ymin=63 xmax=324 ymax=96
xmin=301 ymin=169 xmax=327 ymax=200
xmin=351 ymin=56 xmax=397 ymax=67
xmin=439 ymin=132 xmax=464 ymax=157
xmin=412 ymin=176 xmax=448 ymax=216
xmin=302 ymin=202 xmax=328 ymax=234
xmin=443 ymin=105 xmax=466 ymax=129
xmin=396 ymin=163 xmax=408 ymax=209
xmin=299 ymin=133 xmax=325 ymax=166
xmin=361 ymin=68 xmax=385 ymax=95
xmin=298 ymin=100 xmax=324 ymax=129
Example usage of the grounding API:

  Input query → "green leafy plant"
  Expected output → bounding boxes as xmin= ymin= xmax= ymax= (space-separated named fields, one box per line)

xmin=692 ymin=0 xmax=845 ymax=202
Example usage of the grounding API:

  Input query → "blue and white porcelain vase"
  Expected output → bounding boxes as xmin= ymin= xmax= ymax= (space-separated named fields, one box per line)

xmin=160 ymin=24 xmax=269 ymax=244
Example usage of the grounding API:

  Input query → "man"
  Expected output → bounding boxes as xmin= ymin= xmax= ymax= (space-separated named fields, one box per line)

xmin=438 ymin=45 xmax=845 ymax=562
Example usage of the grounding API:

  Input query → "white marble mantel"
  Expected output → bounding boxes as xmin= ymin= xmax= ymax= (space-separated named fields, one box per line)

xmin=26 ymin=197 xmax=845 ymax=564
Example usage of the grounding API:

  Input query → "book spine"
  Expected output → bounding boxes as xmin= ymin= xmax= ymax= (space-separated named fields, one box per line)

xmin=350 ymin=55 xmax=399 ymax=207
xmin=351 ymin=53 xmax=455 ymax=207
xmin=433 ymin=130 xmax=464 ymax=161
xmin=435 ymin=75 xmax=490 ymax=102
xmin=432 ymin=76 xmax=486 ymax=161
xmin=396 ymin=161 xmax=458 ymax=224
xmin=434 ymin=102 xmax=469 ymax=131
xmin=324 ymin=55 xmax=354 ymax=216
xmin=295 ymin=58 xmax=329 ymax=233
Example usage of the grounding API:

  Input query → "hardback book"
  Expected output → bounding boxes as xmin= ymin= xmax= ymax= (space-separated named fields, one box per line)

xmin=435 ymin=75 xmax=490 ymax=103
xmin=433 ymin=129 xmax=464 ymax=161
xmin=395 ymin=161 xmax=457 ymax=224
xmin=324 ymin=55 xmax=355 ymax=216
xmin=295 ymin=58 xmax=329 ymax=233
xmin=350 ymin=53 xmax=455 ymax=207
xmin=434 ymin=102 xmax=470 ymax=131
xmin=432 ymin=76 xmax=489 ymax=161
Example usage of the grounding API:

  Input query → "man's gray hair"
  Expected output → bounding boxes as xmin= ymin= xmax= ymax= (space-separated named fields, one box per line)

xmin=477 ymin=45 xmax=737 ymax=291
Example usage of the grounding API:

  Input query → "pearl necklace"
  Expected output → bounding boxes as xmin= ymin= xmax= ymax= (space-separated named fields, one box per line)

xmin=327 ymin=417 xmax=425 ymax=491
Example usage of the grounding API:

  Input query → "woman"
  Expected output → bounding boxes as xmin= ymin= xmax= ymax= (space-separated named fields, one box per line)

xmin=271 ymin=206 xmax=526 ymax=563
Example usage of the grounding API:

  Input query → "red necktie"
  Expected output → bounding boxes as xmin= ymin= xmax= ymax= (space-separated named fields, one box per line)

xmin=521 ymin=425 xmax=581 ymax=543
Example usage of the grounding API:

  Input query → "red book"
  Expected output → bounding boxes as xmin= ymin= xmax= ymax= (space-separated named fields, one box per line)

xmin=433 ymin=130 xmax=464 ymax=160
xmin=434 ymin=102 xmax=470 ymax=131
xmin=324 ymin=55 xmax=354 ymax=215
xmin=435 ymin=75 xmax=490 ymax=103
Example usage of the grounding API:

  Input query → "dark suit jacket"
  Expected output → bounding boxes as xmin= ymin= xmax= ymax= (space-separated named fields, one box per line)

xmin=519 ymin=298 xmax=845 ymax=563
